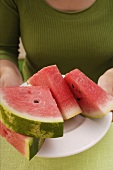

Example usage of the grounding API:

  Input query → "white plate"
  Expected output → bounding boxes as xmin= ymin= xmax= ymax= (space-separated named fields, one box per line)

xmin=21 ymin=83 xmax=112 ymax=158
xmin=37 ymin=112 xmax=112 ymax=158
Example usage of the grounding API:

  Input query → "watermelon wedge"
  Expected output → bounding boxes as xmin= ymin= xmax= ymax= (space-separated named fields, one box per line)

xmin=0 ymin=86 xmax=64 ymax=138
xmin=64 ymin=69 xmax=113 ymax=118
xmin=0 ymin=121 xmax=44 ymax=160
xmin=28 ymin=65 xmax=82 ymax=120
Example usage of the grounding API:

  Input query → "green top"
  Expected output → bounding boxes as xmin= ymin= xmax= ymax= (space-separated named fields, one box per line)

xmin=0 ymin=0 xmax=113 ymax=82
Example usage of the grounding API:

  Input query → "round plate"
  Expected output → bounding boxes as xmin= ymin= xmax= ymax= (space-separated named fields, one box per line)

xmin=37 ymin=112 xmax=112 ymax=158
xmin=21 ymin=83 xmax=112 ymax=158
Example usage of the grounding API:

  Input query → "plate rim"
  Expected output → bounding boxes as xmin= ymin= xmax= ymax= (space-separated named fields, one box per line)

xmin=37 ymin=112 xmax=112 ymax=158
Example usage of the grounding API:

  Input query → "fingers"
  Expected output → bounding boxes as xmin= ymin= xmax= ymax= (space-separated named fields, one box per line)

xmin=98 ymin=69 xmax=113 ymax=122
xmin=98 ymin=81 xmax=113 ymax=96
xmin=98 ymin=69 xmax=113 ymax=96
xmin=0 ymin=69 xmax=23 ymax=88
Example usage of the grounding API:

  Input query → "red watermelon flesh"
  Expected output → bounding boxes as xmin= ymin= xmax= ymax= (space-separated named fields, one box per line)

xmin=64 ymin=69 xmax=113 ymax=118
xmin=1 ymin=86 xmax=61 ymax=119
xmin=0 ymin=86 xmax=63 ymax=138
xmin=0 ymin=121 xmax=27 ymax=155
xmin=0 ymin=121 xmax=44 ymax=160
xmin=28 ymin=65 xmax=82 ymax=120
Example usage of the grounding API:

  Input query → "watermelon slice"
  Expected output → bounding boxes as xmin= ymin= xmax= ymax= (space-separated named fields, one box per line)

xmin=64 ymin=69 xmax=113 ymax=118
xmin=0 ymin=86 xmax=64 ymax=138
xmin=0 ymin=121 xmax=44 ymax=160
xmin=28 ymin=65 xmax=82 ymax=120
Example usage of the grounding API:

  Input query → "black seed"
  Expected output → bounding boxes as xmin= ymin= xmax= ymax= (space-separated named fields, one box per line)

xmin=72 ymin=84 xmax=74 ymax=88
xmin=34 ymin=100 xmax=39 ymax=103
xmin=77 ymin=98 xmax=81 ymax=101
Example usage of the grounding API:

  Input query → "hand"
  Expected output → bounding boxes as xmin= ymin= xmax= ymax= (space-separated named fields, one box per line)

xmin=98 ymin=68 xmax=113 ymax=96
xmin=98 ymin=68 xmax=113 ymax=122
xmin=0 ymin=60 xmax=23 ymax=87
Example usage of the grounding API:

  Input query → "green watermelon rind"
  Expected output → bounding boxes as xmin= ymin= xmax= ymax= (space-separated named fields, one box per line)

xmin=25 ymin=137 xmax=45 ymax=160
xmin=0 ymin=105 xmax=64 ymax=138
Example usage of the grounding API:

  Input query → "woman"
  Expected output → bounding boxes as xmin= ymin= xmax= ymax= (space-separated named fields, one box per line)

xmin=0 ymin=0 xmax=113 ymax=169
xmin=0 ymin=0 xmax=113 ymax=95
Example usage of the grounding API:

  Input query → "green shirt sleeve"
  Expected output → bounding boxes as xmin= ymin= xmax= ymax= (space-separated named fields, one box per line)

xmin=0 ymin=0 xmax=20 ymax=66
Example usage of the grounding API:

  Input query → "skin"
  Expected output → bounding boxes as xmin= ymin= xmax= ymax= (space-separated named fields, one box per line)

xmin=98 ymin=69 xmax=113 ymax=122
xmin=0 ymin=60 xmax=23 ymax=87
xmin=45 ymin=0 xmax=97 ymax=11
xmin=98 ymin=68 xmax=113 ymax=97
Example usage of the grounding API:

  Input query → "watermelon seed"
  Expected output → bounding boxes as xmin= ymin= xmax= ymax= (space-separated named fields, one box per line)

xmin=34 ymin=100 xmax=39 ymax=103
xmin=72 ymin=84 xmax=74 ymax=88
xmin=28 ymin=90 xmax=32 ymax=94
xmin=77 ymin=98 xmax=82 ymax=101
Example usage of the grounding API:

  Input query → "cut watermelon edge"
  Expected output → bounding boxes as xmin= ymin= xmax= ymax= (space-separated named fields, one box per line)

xmin=62 ymin=106 xmax=82 ymax=120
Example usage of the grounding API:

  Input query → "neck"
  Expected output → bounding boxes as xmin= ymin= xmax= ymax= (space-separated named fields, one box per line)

xmin=44 ymin=0 xmax=97 ymax=12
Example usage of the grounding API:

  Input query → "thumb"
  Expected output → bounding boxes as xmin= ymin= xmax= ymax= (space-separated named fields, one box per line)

xmin=98 ymin=81 xmax=113 ymax=96
xmin=98 ymin=77 xmax=113 ymax=96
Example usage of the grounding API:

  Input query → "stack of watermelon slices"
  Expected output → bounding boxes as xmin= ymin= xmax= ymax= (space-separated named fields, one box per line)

xmin=0 ymin=86 xmax=64 ymax=160
xmin=1 ymin=65 xmax=113 ymax=160
xmin=0 ymin=86 xmax=64 ymax=138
